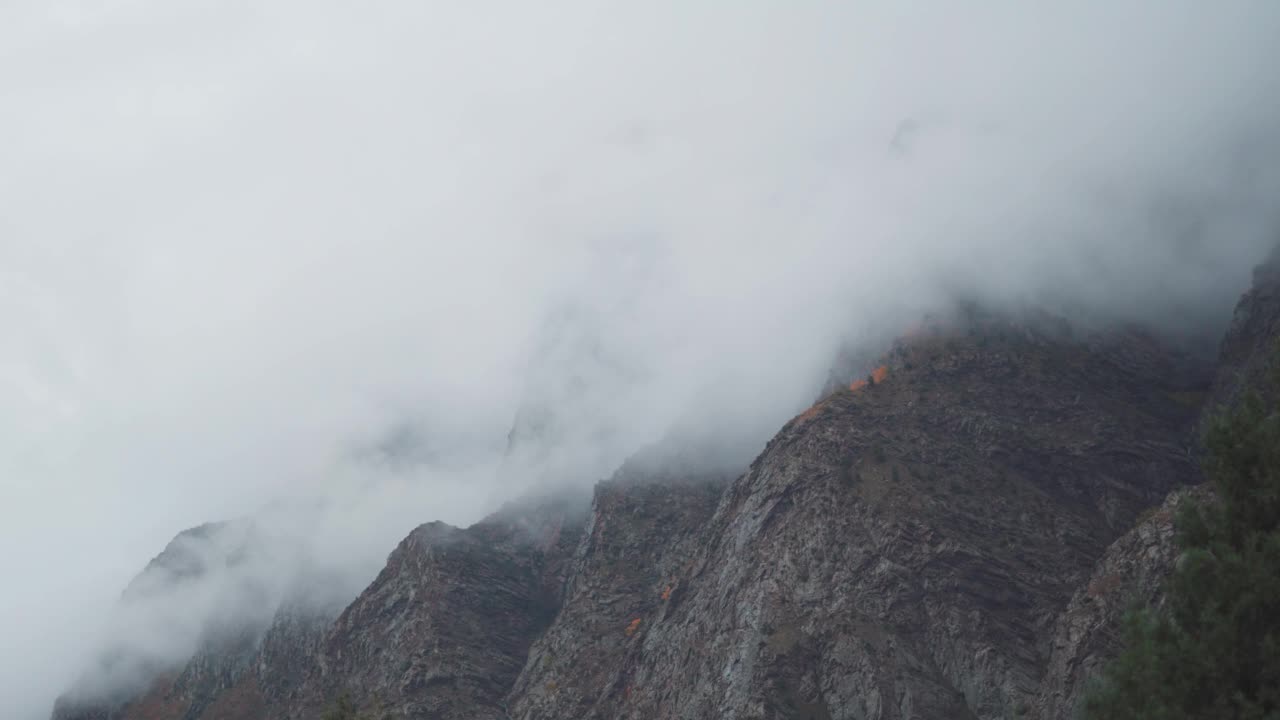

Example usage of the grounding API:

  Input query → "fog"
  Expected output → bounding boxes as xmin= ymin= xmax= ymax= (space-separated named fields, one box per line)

xmin=3 ymin=2 xmax=1280 ymax=717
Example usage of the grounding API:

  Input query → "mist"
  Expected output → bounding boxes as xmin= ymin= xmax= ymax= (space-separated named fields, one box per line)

xmin=3 ymin=2 xmax=1280 ymax=717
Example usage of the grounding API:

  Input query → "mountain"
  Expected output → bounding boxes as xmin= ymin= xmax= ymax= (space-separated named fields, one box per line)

xmin=505 ymin=311 xmax=1208 ymax=720
xmin=52 ymin=248 xmax=1280 ymax=720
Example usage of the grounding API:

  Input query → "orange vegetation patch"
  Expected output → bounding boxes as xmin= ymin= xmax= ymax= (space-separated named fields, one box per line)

xmin=661 ymin=585 xmax=672 ymax=601
xmin=625 ymin=617 xmax=642 ymax=636
xmin=794 ymin=402 xmax=824 ymax=423
xmin=850 ymin=365 xmax=890 ymax=393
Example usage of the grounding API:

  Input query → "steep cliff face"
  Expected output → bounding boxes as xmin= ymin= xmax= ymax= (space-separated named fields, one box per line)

xmin=508 ymin=461 xmax=729 ymax=719
xmin=1209 ymin=244 xmax=1280 ymax=411
xmin=1033 ymin=484 xmax=1213 ymax=720
xmin=51 ymin=495 xmax=587 ymax=720
xmin=278 ymin=494 xmax=587 ymax=720
xmin=507 ymin=316 xmax=1207 ymax=720
xmin=195 ymin=601 xmax=336 ymax=720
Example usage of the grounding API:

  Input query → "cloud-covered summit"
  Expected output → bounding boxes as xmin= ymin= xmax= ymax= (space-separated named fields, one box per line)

xmin=3 ymin=3 xmax=1280 ymax=717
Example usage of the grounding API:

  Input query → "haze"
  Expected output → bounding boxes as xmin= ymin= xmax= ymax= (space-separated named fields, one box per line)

xmin=3 ymin=2 xmax=1280 ymax=718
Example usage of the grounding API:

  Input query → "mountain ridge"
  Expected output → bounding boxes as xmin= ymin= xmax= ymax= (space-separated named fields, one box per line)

xmin=52 ymin=248 xmax=1280 ymax=720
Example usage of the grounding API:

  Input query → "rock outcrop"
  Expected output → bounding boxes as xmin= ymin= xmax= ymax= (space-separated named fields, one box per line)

xmin=52 ymin=495 xmax=588 ymax=720
xmin=1209 ymin=244 xmax=1280 ymax=411
xmin=51 ymin=520 xmax=284 ymax=720
xmin=277 ymin=493 xmax=588 ymax=719
xmin=1033 ymin=484 xmax=1213 ymax=720
xmin=508 ymin=460 xmax=730 ymax=719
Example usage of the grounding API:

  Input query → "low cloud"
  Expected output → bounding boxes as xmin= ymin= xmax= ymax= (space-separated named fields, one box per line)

xmin=2 ymin=2 xmax=1279 ymax=717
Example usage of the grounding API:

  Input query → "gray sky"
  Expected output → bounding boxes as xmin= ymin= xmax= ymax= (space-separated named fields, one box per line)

xmin=3 ymin=2 xmax=1280 ymax=717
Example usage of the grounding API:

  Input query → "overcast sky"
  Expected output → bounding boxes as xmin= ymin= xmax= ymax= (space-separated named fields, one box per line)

xmin=4 ymin=2 xmax=1280 ymax=717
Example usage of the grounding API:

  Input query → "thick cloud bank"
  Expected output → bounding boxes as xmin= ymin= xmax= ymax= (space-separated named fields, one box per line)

xmin=3 ymin=2 xmax=1280 ymax=717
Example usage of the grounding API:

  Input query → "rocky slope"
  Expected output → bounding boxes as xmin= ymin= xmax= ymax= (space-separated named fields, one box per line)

xmin=53 ymin=249 xmax=1280 ymax=720
xmin=510 ymin=313 xmax=1208 ymax=720
xmin=52 ymin=494 xmax=588 ymax=720
xmin=1032 ymin=484 xmax=1213 ymax=720
xmin=275 ymin=494 xmax=588 ymax=720
xmin=1208 ymin=243 xmax=1280 ymax=412
xmin=51 ymin=520 xmax=287 ymax=720
xmin=508 ymin=454 xmax=731 ymax=719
